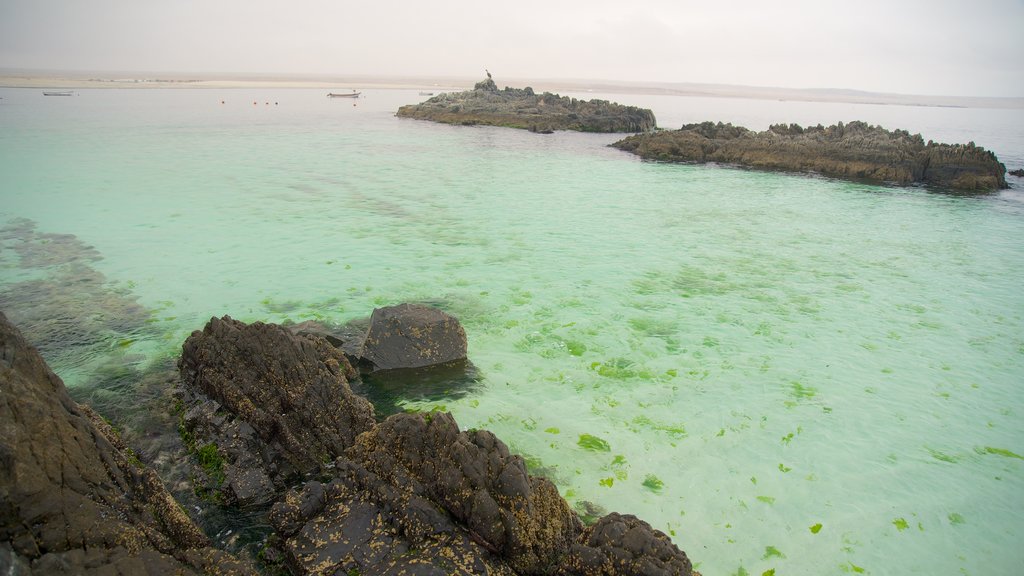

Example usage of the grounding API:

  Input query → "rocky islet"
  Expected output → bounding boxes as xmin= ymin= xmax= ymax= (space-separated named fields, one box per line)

xmin=396 ymin=76 xmax=657 ymax=133
xmin=611 ymin=120 xmax=1008 ymax=192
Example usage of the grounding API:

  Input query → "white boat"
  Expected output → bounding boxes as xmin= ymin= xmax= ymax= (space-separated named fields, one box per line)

xmin=42 ymin=91 xmax=74 ymax=96
xmin=327 ymin=91 xmax=360 ymax=98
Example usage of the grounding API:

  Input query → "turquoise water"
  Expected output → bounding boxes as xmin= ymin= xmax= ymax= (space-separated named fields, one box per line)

xmin=2 ymin=87 xmax=1023 ymax=575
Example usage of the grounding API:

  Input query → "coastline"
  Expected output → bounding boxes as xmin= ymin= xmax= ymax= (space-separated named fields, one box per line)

xmin=3 ymin=70 xmax=1022 ymax=110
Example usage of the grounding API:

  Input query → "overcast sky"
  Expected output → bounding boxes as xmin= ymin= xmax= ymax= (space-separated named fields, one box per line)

xmin=1 ymin=0 xmax=1021 ymax=97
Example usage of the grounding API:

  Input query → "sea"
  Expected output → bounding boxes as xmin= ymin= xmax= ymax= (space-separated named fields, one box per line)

xmin=1 ymin=86 xmax=1022 ymax=575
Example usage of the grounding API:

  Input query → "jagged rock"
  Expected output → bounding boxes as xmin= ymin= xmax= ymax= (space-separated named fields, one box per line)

xmin=176 ymin=315 xmax=696 ymax=575
xmin=359 ymin=303 xmax=469 ymax=371
xmin=612 ymin=120 xmax=1008 ymax=192
xmin=348 ymin=411 xmax=583 ymax=574
xmin=270 ymin=459 xmax=517 ymax=575
xmin=397 ymin=77 xmax=657 ymax=133
xmin=555 ymin=513 xmax=695 ymax=575
xmin=177 ymin=316 xmax=376 ymax=502
xmin=1009 ymin=168 xmax=1024 ymax=177
xmin=0 ymin=312 xmax=252 ymax=574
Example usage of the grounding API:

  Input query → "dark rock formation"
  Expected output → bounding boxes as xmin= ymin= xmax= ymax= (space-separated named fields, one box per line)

xmin=0 ymin=311 xmax=251 ymax=574
xmin=348 ymin=411 xmax=581 ymax=574
xmin=359 ymin=303 xmax=469 ymax=371
xmin=612 ymin=120 xmax=1008 ymax=192
xmin=177 ymin=316 xmax=377 ymax=504
xmin=556 ymin=513 xmax=694 ymax=576
xmin=397 ymin=77 xmax=656 ymax=133
xmin=179 ymin=315 xmax=697 ymax=575
xmin=270 ymin=459 xmax=517 ymax=575
xmin=1009 ymin=168 xmax=1024 ymax=177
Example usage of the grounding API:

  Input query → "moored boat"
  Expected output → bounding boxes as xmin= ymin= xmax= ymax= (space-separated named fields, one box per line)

xmin=43 ymin=91 xmax=74 ymax=96
xmin=327 ymin=91 xmax=360 ymax=98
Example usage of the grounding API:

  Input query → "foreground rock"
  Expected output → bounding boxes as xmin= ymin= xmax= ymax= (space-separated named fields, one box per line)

xmin=0 ymin=312 xmax=250 ymax=574
xmin=397 ymin=76 xmax=656 ymax=133
xmin=180 ymin=315 xmax=697 ymax=575
xmin=612 ymin=120 xmax=1008 ymax=192
xmin=178 ymin=316 xmax=377 ymax=505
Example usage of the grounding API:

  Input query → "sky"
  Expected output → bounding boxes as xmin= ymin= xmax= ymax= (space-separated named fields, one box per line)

xmin=1 ymin=0 xmax=1022 ymax=97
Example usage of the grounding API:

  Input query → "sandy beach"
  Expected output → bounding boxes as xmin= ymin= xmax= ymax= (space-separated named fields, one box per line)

xmin=2 ymin=70 xmax=1022 ymax=109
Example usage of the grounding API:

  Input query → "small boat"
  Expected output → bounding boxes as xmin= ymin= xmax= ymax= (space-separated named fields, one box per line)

xmin=327 ymin=91 xmax=360 ymax=98
xmin=419 ymin=91 xmax=435 ymax=96
xmin=43 ymin=91 xmax=74 ymax=96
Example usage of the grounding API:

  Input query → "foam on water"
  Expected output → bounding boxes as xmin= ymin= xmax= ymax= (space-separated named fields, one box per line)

xmin=2 ymin=87 xmax=1023 ymax=574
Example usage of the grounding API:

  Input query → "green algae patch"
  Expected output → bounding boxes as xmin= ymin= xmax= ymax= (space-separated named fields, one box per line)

xmin=926 ymin=447 xmax=959 ymax=463
xmin=810 ymin=522 xmax=823 ymax=534
xmin=756 ymin=495 xmax=775 ymax=505
xmin=948 ymin=512 xmax=966 ymax=525
xmin=893 ymin=517 xmax=909 ymax=531
xmin=975 ymin=446 xmax=1024 ymax=460
xmin=642 ymin=474 xmax=664 ymax=492
xmin=566 ymin=340 xmax=587 ymax=356
xmin=196 ymin=443 xmax=226 ymax=485
xmin=578 ymin=433 xmax=611 ymax=452
xmin=762 ymin=545 xmax=785 ymax=559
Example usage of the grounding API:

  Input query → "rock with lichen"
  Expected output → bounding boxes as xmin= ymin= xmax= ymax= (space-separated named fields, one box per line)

xmin=397 ymin=76 xmax=656 ymax=133
xmin=612 ymin=120 xmax=1008 ymax=192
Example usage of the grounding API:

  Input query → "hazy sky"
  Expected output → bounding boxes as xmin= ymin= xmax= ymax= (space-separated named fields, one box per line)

xmin=1 ymin=0 xmax=1022 ymax=96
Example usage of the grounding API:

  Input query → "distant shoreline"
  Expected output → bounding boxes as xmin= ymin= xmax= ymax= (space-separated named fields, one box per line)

xmin=2 ymin=70 xmax=1022 ymax=110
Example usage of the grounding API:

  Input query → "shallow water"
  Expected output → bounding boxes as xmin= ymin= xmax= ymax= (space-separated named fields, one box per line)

xmin=1 ymin=87 xmax=1023 ymax=575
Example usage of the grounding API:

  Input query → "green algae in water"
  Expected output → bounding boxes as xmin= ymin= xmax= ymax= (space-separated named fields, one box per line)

xmin=810 ymin=523 xmax=823 ymax=534
xmin=762 ymin=546 xmax=785 ymax=559
xmin=642 ymin=474 xmax=665 ymax=492
xmin=5 ymin=90 xmax=1024 ymax=576
xmin=893 ymin=517 xmax=910 ymax=531
xmin=974 ymin=446 xmax=1024 ymax=460
xmin=578 ymin=433 xmax=611 ymax=452
xmin=926 ymin=447 xmax=960 ymax=464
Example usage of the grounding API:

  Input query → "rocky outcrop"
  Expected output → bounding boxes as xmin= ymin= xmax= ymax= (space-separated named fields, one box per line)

xmin=179 ymin=315 xmax=698 ymax=575
xmin=397 ymin=77 xmax=656 ymax=133
xmin=0 ymin=311 xmax=250 ymax=574
xmin=177 ymin=316 xmax=377 ymax=505
xmin=556 ymin=513 xmax=693 ymax=576
xmin=612 ymin=120 xmax=1008 ymax=192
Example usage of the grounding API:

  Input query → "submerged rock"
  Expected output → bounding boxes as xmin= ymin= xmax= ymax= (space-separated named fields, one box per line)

xmin=397 ymin=76 xmax=656 ymax=133
xmin=612 ymin=120 xmax=1008 ymax=192
xmin=0 ymin=311 xmax=251 ymax=574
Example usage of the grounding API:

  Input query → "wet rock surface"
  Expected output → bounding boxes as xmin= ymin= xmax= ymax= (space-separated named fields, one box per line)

xmin=0 ymin=311 xmax=252 ymax=574
xmin=397 ymin=76 xmax=656 ymax=133
xmin=4 ymin=307 xmax=698 ymax=575
xmin=359 ymin=303 xmax=469 ymax=371
xmin=180 ymin=316 xmax=696 ymax=575
xmin=612 ymin=120 xmax=1008 ymax=192
xmin=178 ymin=316 xmax=377 ymax=502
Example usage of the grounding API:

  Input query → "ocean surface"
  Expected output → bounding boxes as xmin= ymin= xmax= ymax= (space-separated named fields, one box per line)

xmin=1 ymin=86 xmax=1023 ymax=575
